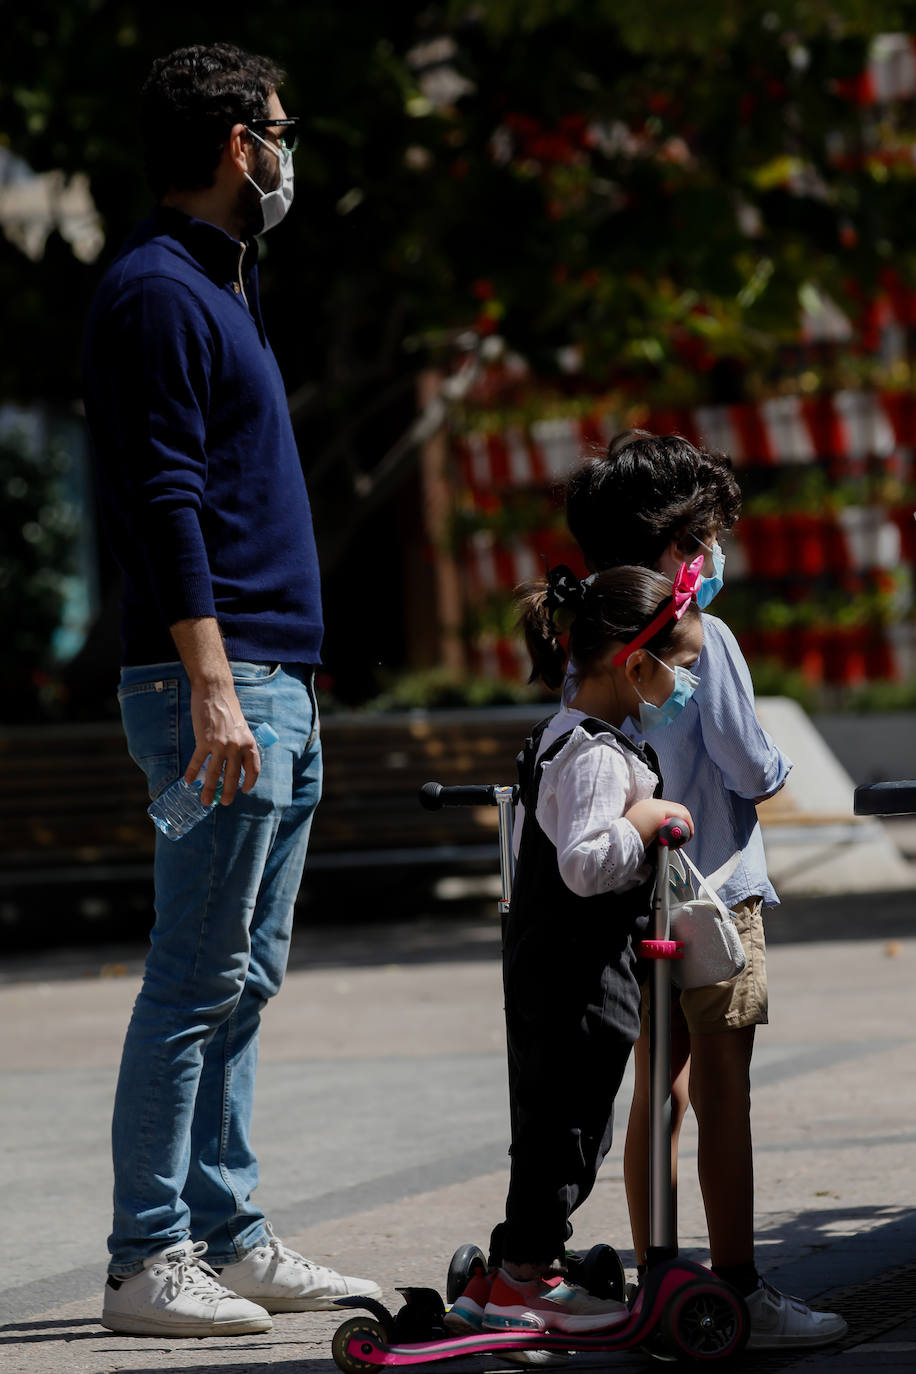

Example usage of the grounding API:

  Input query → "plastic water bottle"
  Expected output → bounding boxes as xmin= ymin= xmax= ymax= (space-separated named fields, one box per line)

xmin=148 ymin=721 xmax=279 ymax=841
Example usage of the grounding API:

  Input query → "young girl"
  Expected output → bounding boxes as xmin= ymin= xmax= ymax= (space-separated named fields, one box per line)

xmin=565 ymin=430 xmax=846 ymax=1351
xmin=447 ymin=562 xmax=702 ymax=1338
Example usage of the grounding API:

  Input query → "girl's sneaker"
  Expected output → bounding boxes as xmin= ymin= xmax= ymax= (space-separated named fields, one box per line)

xmin=744 ymin=1280 xmax=848 ymax=1349
xmin=483 ymin=1270 xmax=629 ymax=1335
xmin=444 ymin=1269 xmax=494 ymax=1333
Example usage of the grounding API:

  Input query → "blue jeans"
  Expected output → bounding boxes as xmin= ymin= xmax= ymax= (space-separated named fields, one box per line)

xmin=110 ymin=660 xmax=322 ymax=1275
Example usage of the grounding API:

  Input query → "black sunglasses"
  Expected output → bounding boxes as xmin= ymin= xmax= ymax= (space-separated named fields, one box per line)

xmin=246 ymin=116 xmax=299 ymax=154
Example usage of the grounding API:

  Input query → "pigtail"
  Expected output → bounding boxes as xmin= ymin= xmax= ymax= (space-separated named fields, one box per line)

xmin=515 ymin=581 xmax=568 ymax=690
xmin=515 ymin=565 xmax=588 ymax=690
xmin=515 ymin=563 xmax=699 ymax=693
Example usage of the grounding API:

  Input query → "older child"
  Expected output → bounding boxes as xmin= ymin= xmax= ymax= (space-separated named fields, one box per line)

xmin=447 ymin=562 xmax=701 ymax=1337
xmin=565 ymin=430 xmax=846 ymax=1350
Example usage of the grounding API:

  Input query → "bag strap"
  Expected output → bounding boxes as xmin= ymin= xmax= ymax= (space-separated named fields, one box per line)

xmin=704 ymin=850 xmax=741 ymax=893
xmin=679 ymin=850 xmax=739 ymax=920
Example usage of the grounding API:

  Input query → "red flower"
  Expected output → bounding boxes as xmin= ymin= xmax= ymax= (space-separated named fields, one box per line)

xmin=505 ymin=112 xmax=540 ymax=137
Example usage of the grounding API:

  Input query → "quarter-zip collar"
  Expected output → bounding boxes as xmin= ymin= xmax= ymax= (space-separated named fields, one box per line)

xmin=235 ymin=243 xmax=249 ymax=307
xmin=147 ymin=206 xmax=266 ymax=342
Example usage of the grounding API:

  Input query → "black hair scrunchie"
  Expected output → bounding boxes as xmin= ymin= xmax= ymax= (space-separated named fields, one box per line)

xmin=545 ymin=564 xmax=585 ymax=633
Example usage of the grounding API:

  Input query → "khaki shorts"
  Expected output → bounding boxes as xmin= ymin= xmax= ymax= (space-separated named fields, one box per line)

xmin=640 ymin=897 xmax=768 ymax=1036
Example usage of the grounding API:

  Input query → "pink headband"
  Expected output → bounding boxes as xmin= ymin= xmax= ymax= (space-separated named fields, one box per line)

xmin=611 ymin=555 xmax=703 ymax=666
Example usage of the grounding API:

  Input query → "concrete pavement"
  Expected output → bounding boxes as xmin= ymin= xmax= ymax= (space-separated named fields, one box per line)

xmin=2 ymin=891 xmax=915 ymax=1373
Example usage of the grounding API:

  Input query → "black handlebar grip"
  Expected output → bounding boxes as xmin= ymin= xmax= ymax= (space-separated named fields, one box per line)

xmin=419 ymin=782 xmax=499 ymax=810
xmin=854 ymin=780 xmax=916 ymax=816
xmin=658 ymin=817 xmax=690 ymax=849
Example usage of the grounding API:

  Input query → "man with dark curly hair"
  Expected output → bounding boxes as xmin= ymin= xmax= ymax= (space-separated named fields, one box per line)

xmin=82 ymin=42 xmax=379 ymax=1338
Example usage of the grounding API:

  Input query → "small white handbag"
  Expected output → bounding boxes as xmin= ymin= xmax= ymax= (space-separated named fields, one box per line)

xmin=667 ymin=849 xmax=747 ymax=990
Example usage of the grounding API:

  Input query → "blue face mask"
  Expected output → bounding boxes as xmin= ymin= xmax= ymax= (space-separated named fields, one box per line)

xmin=694 ymin=538 xmax=726 ymax=609
xmin=636 ymin=652 xmax=700 ymax=732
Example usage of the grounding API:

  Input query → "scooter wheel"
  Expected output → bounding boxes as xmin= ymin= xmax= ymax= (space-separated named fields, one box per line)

xmin=567 ymin=1243 xmax=626 ymax=1302
xmin=332 ymin=1317 xmax=389 ymax=1374
xmin=660 ymin=1280 xmax=748 ymax=1362
xmin=393 ymin=1286 xmax=447 ymax=1340
xmin=446 ymin=1242 xmax=487 ymax=1305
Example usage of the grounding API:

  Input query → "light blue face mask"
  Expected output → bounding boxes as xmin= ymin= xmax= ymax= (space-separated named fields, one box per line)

xmin=636 ymin=652 xmax=700 ymax=731
xmin=694 ymin=536 xmax=726 ymax=609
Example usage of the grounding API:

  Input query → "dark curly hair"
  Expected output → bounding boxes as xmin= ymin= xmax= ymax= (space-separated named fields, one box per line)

xmin=139 ymin=42 xmax=286 ymax=198
xmin=566 ymin=430 xmax=742 ymax=573
xmin=516 ymin=565 xmax=700 ymax=692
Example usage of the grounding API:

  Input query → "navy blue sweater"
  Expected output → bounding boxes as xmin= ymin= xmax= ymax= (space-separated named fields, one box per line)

xmin=82 ymin=207 xmax=323 ymax=666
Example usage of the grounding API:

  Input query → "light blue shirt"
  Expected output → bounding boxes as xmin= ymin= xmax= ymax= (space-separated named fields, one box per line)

xmin=627 ymin=614 xmax=792 ymax=909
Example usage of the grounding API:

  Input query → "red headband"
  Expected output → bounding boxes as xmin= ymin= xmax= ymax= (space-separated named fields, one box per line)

xmin=611 ymin=556 xmax=703 ymax=666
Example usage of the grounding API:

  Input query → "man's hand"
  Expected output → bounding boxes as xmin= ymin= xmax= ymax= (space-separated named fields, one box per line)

xmin=171 ymin=617 xmax=260 ymax=807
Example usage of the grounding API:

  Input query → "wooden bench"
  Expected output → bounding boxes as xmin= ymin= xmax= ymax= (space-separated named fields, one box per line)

xmin=310 ymin=707 xmax=538 ymax=869
xmin=5 ymin=705 xmax=851 ymax=942
xmin=0 ymin=708 xmax=544 ymax=903
xmin=0 ymin=721 xmax=155 ymax=882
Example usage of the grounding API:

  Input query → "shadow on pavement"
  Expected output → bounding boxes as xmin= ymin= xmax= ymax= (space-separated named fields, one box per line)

xmin=0 ymin=872 xmax=913 ymax=986
xmin=0 ymin=1318 xmax=100 ymax=1343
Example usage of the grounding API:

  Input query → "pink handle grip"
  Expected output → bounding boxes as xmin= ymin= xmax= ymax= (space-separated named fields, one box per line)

xmin=658 ymin=818 xmax=689 ymax=849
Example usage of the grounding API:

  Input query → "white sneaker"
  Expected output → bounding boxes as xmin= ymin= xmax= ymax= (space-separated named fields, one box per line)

xmin=101 ymin=1239 xmax=273 ymax=1337
xmin=745 ymin=1279 xmax=848 ymax=1349
xmin=501 ymin=1352 xmax=572 ymax=1366
xmin=218 ymin=1226 xmax=382 ymax=1313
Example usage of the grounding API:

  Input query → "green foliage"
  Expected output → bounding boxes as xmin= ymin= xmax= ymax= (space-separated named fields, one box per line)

xmin=5 ymin=3 xmax=916 ymax=709
xmin=352 ymin=656 xmax=916 ymax=714
xmin=746 ymin=656 xmax=821 ymax=711
xmin=0 ymin=427 xmax=78 ymax=719
xmin=4 ymin=3 xmax=916 ymax=418
xmin=469 ymin=2 xmax=913 ymax=51
xmin=362 ymin=665 xmax=546 ymax=711
xmin=844 ymin=676 xmax=916 ymax=710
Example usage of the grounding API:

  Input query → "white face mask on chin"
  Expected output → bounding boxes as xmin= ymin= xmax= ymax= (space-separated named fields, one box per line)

xmin=244 ymin=128 xmax=295 ymax=235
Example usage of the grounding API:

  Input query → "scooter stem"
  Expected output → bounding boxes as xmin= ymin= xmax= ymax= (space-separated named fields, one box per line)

xmin=648 ymin=842 xmax=676 ymax=1262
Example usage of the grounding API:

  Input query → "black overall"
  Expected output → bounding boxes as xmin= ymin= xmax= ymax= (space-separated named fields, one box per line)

xmin=490 ymin=715 xmax=661 ymax=1269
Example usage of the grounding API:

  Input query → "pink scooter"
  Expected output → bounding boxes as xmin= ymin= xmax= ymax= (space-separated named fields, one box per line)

xmin=330 ymin=783 xmax=749 ymax=1368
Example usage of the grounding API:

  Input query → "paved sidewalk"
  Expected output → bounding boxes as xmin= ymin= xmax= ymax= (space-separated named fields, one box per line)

xmin=1 ymin=893 xmax=915 ymax=1372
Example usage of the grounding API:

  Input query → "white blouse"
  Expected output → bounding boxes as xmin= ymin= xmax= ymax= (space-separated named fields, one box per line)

xmin=514 ymin=708 xmax=658 ymax=898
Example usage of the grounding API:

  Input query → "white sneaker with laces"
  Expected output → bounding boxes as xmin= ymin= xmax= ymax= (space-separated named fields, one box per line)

xmin=101 ymin=1239 xmax=273 ymax=1337
xmin=745 ymin=1279 xmax=848 ymax=1349
xmin=218 ymin=1225 xmax=382 ymax=1312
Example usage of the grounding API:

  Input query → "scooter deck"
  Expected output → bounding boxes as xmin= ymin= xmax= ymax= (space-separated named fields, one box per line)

xmin=332 ymin=1260 xmax=749 ymax=1369
xmin=336 ymin=1328 xmax=631 ymax=1367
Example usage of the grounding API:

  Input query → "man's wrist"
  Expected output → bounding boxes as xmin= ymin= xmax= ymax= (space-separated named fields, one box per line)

xmin=187 ymin=665 xmax=235 ymax=692
xmin=170 ymin=616 xmax=234 ymax=690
